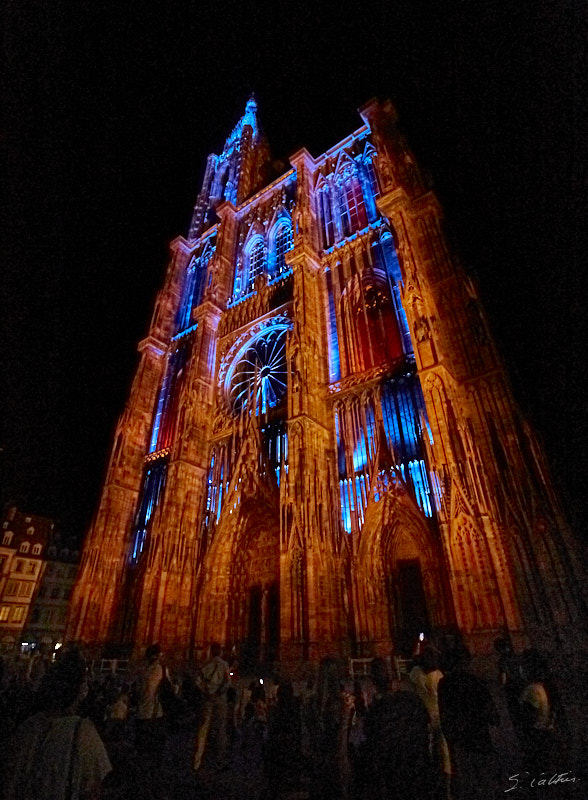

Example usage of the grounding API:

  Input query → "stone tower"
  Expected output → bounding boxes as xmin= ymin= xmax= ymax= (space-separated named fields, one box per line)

xmin=67 ymin=98 xmax=585 ymax=665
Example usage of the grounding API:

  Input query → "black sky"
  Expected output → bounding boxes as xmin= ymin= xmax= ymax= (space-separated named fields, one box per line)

xmin=2 ymin=1 xmax=586 ymax=540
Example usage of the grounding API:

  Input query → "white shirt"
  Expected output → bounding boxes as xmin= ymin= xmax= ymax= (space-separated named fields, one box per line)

xmin=137 ymin=660 xmax=164 ymax=719
xmin=4 ymin=712 xmax=112 ymax=800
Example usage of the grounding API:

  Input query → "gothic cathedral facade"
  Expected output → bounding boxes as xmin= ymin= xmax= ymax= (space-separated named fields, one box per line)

xmin=68 ymin=98 xmax=585 ymax=664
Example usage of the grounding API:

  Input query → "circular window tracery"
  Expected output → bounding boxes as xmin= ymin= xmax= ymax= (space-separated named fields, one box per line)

xmin=226 ymin=326 xmax=288 ymax=414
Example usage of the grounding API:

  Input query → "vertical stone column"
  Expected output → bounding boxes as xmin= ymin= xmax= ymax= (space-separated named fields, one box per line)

xmin=361 ymin=98 xmax=586 ymax=650
xmin=68 ymin=240 xmax=187 ymax=649
xmin=283 ymin=150 xmax=346 ymax=661
xmin=130 ymin=211 xmax=237 ymax=658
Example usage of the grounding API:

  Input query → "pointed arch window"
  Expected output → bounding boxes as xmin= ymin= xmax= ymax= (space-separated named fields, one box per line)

xmin=341 ymin=170 xmax=368 ymax=235
xmin=130 ymin=460 xmax=168 ymax=563
xmin=339 ymin=274 xmax=403 ymax=374
xmin=358 ymin=152 xmax=379 ymax=222
xmin=272 ymin=223 xmax=293 ymax=277
xmin=335 ymin=177 xmax=351 ymax=238
xmin=318 ymin=183 xmax=335 ymax=248
xmin=177 ymin=245 xmax=214 ymax=332
xmin=245 ymin=237 xmax=266 ymax=293
xmin=319 ymin=163 xmax=369 ymax=246
xmin=149 ymin=340 xmax=190 ymax=453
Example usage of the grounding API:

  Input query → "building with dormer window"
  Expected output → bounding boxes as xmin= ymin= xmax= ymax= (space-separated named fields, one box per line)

xmin=0 ymin=507 xmax=52 ymax=653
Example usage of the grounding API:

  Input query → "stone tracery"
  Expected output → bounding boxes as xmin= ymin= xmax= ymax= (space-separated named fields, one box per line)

xmin=67 ymin=97 xmax=585 ymax=665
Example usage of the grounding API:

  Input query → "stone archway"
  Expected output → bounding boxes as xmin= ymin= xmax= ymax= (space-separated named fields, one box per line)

xmin=383 ymin=529 xmax=433 ymax=655
xmin=230 ymin=503 xmax=281 ymax=668
xmin=196 ymin=493 xmax=281 ymax=668
xmin=354 ymin=479 xmax=453 ymax=656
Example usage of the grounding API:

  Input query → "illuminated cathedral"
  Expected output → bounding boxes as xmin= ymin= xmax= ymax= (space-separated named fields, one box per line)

xmin=68 ymin=97 xmax=585 ymax=665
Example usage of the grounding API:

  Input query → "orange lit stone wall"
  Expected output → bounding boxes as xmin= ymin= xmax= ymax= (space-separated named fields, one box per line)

xmin=67 ymin=99 xmax=586 ymax=664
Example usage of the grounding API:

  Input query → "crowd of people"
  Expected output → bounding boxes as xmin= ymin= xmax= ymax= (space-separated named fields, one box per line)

xmin=0 ymin=635 xmax=577 ymax=800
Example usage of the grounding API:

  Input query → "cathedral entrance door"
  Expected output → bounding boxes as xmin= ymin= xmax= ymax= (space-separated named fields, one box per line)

xmin=392 ymin=558 xmax=430 ymax=655
xmin=232 ymin=507 xmax=280 ymax=671
xmin=243 ymin=581 xmax=280 ymax=668
xmin=266 ymin=581 xmax=280 ymax=663
xmin=246 ymin=585 xmax=262 ymax=665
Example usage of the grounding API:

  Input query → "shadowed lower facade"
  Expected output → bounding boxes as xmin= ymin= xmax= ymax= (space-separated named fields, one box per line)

xmin=67 ymin=98 xmax=586 ymax=665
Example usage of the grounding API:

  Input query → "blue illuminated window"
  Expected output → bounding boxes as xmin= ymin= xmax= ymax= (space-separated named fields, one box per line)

xmin=340 ymin=481 xmax=352 ymax=533
xmin=149 ymin=342 xmax=190 ymax=453
xmin=177 ymin=245 xmax=214 ymax=333
xmin=318 ymin=185 xmax=335 ymax=248
xmin=131 ymin=461 xmax=168 ymax=563
xmin=246 ymin=239 xmax=266 ymax=292
xmin=365 ymin=159 xmax=380 ymax=200
xmin=262 ymin=420 xmax=288 ymax=486
xmin=335 ymin=374 xmax=434 ymax=531
xmin=325 ymin=269 xmax=341 ymax=382
xmin=409 ymin=460 xmax=432 ymax=518
xmin=273 ymin=224 xmax=293 ymax=276
xmin=150 ymin=365 xmax=171 ymax=452
xmin=336 ymin=181 xmax=351 ymax=237
xmin=360 ymin=156 xmax=380 ymax=222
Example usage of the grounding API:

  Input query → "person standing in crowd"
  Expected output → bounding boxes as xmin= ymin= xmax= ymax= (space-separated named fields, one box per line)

xmin=364 ymin=657 xmax=432 ymax=800
xmin=135 ymin=643 xmax=167 ymax=795
xmin=409 ymin=647 xmax=452 ymax=799
xmin=264 ymin=680 xmax=304 ymax=798
xmin=493 ymin=636 xmax=524 ymax=740
xmin=312 ymin=656 xmax=352 ymax=799
xmin=438 ymin=645 xmax=499 ymax=800
xmin=2 ymin=646 xmax=111 ymax=800
xmin=193 ymin=642 xmax=230 ymax=772
xmin=347 ymin=679 xmax=370 ymax=800
xmin=518 ymin=648 xmax=561 ymax=775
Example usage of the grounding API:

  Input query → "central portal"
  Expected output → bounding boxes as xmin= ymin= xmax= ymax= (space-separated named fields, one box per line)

xmin=392 ymin=558 xmax=430 ymax=654
xmin=231 ymin=509 xmax=280 ymax=671
xmin=245 ymin=581 xmax=279 ymax=667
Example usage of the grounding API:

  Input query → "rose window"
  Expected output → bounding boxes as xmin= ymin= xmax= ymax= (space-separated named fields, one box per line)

xmin=226 ymin=326 xmax=288 ymax=414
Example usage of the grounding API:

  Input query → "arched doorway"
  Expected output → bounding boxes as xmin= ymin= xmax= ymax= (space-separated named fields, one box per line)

xmin=229 ymin=502 xmax=280 ymax=670
xmin=354 ymin=484 xmax=452 ymax=657
xmin=386 ymin=538 xmax=431 ymax=655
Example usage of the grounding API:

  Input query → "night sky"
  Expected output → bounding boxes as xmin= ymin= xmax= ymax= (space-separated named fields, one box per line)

xmin=3 ymin=2 xmax=586 ymax=542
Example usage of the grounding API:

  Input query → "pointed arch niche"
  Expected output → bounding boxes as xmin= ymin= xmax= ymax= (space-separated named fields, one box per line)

xmin=354 ymin=486 xmax=452 ymax=656
xmin=339 ymin=271 xmax=403 ymax=373
xmin=197 ymin=494 xmax=281 ymax=666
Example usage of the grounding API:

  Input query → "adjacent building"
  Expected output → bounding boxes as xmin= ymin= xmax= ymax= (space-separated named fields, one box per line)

xmin=0 ymin=507 xmax=51 ymax=653
xmin=24 ymin=534 xmax=79 ymax=654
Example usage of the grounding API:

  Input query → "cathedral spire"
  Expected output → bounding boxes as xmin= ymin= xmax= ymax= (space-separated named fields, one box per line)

xmin=240 ymin=94 xmax=259 ymax=140
xmin=189 ymin=94 xmax=269 ymax=239
xmin=223 ymin=94 xmax=260 ymax=151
